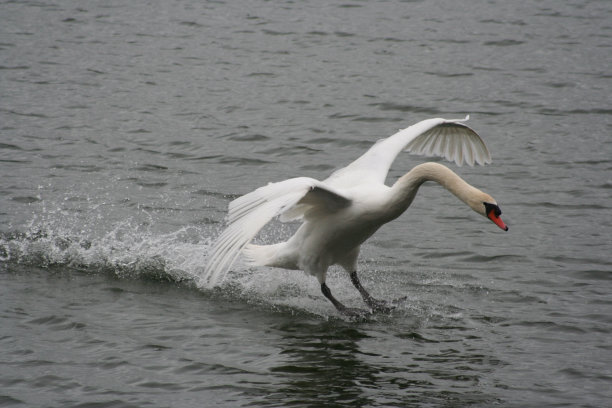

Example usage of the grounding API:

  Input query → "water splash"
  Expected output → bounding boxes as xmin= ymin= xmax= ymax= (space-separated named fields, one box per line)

xmin=0 ymin=215 xmax=211 ymax=283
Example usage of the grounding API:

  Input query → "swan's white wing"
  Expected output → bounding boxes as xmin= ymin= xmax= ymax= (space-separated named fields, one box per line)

xmin=202 ymin=178 xmax=350 ymax=287
xmin=325 ymin=116 xmax=491 ymax=187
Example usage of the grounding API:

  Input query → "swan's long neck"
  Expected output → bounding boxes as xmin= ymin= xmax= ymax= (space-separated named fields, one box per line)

xmin=387 ymin=162 xmax=489 ymax=219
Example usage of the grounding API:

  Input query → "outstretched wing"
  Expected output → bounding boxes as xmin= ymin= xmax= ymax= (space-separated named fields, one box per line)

xmin=325 ymin=116 xmax=491 ymax=187
xmin=201 ymin=177 xmax=351 ymax=287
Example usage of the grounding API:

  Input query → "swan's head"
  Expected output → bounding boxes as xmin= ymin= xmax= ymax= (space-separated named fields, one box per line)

xmin=462 ymin=188 xmax=508 ymax=231
xmin=482 ymin=201 xmax=508 ymax=231
xmin=410 ymin=162 xmax=509 ymax=231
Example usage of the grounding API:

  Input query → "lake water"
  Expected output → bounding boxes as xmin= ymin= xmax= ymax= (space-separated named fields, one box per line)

xmin=1 ymin=0 xmax=611 ymax=407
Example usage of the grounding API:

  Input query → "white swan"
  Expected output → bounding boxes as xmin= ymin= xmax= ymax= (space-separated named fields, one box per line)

xmin=203 ymin=116 xmax=508 ymax=315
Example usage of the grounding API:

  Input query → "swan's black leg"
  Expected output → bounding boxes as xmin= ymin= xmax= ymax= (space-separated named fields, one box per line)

xmin=350 ymin=271 xmax=394 ymax=313
xmin=321 ymin=282 xmax=369 ymax=317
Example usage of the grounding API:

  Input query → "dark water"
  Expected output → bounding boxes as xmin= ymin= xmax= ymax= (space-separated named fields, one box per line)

xmin=1 ymin=0 xmax=611 ymax=407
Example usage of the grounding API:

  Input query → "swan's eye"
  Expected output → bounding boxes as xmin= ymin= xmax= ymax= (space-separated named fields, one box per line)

xmin=483 ymin=202 xmax=501 ymax=217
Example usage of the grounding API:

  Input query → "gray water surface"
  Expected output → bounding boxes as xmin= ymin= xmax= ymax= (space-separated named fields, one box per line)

xmin=1 ymin=1 xmax=611 ymax=407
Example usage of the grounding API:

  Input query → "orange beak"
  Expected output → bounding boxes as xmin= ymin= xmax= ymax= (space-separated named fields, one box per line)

xmin=488 ymin=209 xmax=508 ymax=231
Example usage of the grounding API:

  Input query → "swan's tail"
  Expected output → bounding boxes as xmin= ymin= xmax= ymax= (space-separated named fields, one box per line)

xmin=243 ymin=243 xmax=288 ymax=268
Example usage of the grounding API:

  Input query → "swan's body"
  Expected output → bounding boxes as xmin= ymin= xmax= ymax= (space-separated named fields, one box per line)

xmin=203 ymin=116 xmax=508 ymax=315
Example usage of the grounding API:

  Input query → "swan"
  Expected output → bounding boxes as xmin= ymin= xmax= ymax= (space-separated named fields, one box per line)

xmin=202 ymin=116 xmax=508 ymax=316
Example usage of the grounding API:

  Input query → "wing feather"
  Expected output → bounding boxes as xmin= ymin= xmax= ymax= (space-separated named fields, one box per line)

xmin=406 ymin=119 xmax=491 ymax=166
xmin=202 ymin=178 xmax=351 ymax=287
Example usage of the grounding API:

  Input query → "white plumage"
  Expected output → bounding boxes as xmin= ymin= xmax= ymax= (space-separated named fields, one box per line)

xmin=202 ymin=116 xmax=506 ymax=315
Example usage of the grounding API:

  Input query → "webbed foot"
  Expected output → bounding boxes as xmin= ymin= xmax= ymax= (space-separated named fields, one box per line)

xmin=365 ymin=298 xmax=395 ymax=314
xmin=321 ymin=282 xmax=371 ymax=318
xmin=338 ymin=306 xmax=372 ymax=319
xmin=350 ymin=271 xmax=401 ymax=314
